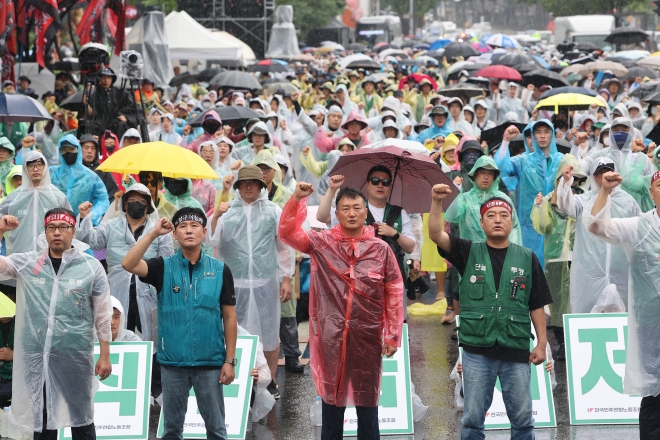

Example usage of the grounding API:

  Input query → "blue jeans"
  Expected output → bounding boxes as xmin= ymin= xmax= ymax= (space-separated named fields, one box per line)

xmin=161 ymin=366 xmax=227 ymax=440
xmin=461 ymin=351 xmax=534 ymax=440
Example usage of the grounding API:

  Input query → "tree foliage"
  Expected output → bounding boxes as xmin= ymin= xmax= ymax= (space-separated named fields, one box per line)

xmin=381 ymin=0 xmax=437 ymax=29
xmin=514 ymin=0 xmax=652 ymax=16
xmin=275 ymin=0 xmax=345 ymax=39
xmin=139 ymin=0 xmax=178 ymax=13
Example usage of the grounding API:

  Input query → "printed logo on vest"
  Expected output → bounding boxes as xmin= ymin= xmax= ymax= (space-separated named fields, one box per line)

xmin=203 ymin=272 xmax=215 ymax=277
xmin=474 ymin=264 xmax=486 ymax=271
xmin=510 ymin=267 xmax=525 ymax=276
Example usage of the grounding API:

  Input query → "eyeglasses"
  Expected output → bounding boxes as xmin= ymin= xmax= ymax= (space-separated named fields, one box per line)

xmin=127 ymin=197 xmax=148 ymax=207
xmin=369 ymin=177 xmax=392 ymax=187
xmin=26 ymin=162 xmax=45 ymax=170
xmin=46 ymin=224 xmax=74 ymax=233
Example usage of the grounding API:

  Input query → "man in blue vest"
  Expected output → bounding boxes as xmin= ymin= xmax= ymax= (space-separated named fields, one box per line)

xmin=122 ymin=207 xmax=237 ymax=440
xmin=429 ymin=184 xmax=553 ymax=440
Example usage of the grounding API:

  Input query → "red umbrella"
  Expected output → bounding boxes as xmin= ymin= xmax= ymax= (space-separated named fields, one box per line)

xmin=328 ymin=145 xmax=458 ymax=213
xmin=474 ymin=65 xmax=522 ymax=81
xmin=398 ymin=73 xmax=438 ymax=91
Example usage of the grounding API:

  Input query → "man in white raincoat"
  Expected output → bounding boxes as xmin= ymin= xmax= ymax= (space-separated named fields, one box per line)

xmin=496 ymin=83 xmax=528 ymax=124
xmin=0 ymin=207 xmax=112 ymax=437
xmin=76 ymin=183 xmax=174 ymax=343
xmin=209 ymin=165 xmax=294 ymax=398
xmin=584 ymin=168 xmax=660 ymax=438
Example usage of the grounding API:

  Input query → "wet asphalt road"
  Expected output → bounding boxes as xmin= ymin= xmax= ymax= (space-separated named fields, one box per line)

xmin=147 ymin=291 xmax=641 ymax=440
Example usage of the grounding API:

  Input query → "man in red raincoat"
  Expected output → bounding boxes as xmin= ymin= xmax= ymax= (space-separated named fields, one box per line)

xmin=279 ymin=182 xmax=403 ymax=440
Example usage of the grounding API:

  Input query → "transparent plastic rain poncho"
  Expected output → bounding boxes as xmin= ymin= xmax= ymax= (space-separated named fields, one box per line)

xmin=574 ymin=118 xmax=655 ymax=212
xmin=250 ymin=149 xmax=292 ymax=208
xmin=495 ymin=119 xmax=564 ymax=268
xmin=50 ymin=134 xmax=110 ymax=226
xmin=496 ymin=83 xmax=528 ymax=124
xmin=197 ymin=139 xmax=237 ymax=191
xmin=238 ymin=325 xmax=274 ymax=422
xmin=317 ymin=150 xmax=342 ymax=197
xmin=556 ymin=158 xmax=641 ymax=313
xmin=446 ymin=98 xmax=476 ymax=137
xmin=0 ymin=151 xmax=71 ymax=255
xmin=110 ymin=296 xmax=142 ymax=342
xmin=530 ymin=155 xmax=584 ymax=327
xmin=191 ymin=178 xmax=217 ymax=216
xmin=278 ymin=196 xmax=403 ymax=407
xmin=444 ymin=155 xmax=522 ymax=244
xmin=77 ymin=183 xmax=174 ymax=343
xmin=209 ymin=188 xmax=294 ymax=351
xmin=0 ymin=245 xmax=112 ymax=431
xmin=582 ymin=196 xmax=660 ymax=397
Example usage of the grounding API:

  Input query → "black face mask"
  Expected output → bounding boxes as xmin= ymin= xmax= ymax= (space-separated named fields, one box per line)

xmin=554 ymin=120 xmax=567 ymax=129
xmin=62 ymin=152 xmax=77 ymax=166
xmin=105 ymin=143 xmax=115 ymax=153
xmin=461 ymin=150 xmax=482 ymax=171
xmin=126 ymin=201 xmax=147 ymax=219
xmin=203 ymin=120 xmax=221 ymax=134
xmin=165 ymin=179 xmax=188 ymax=196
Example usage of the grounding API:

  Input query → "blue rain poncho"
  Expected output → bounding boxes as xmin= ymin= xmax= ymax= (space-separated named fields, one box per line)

xmin=50 ymin=134 xmax=109 ymax=226
xmin=415 ymin=106 xmax=453 ymax=144
xmin=495 ymin=119 xmax=564 ymax=267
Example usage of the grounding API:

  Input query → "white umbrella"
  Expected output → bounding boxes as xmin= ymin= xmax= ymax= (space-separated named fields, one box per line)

xmin=636 ymin=57 xmax=660 ymax=69
xmin=339 ymin=54 xmax=372 ymax=70
xmin=577 ymin=61 xmax=628 ymax=77
xmin=484 ymin=34 xmax=521 ymax=49
xmin=379 ymin=49 xmax=410 ymax=60
xmin=14 ymin=63 xmax=55 ymax=98
xmin=361 ymin=138 xmax=431 ymax=155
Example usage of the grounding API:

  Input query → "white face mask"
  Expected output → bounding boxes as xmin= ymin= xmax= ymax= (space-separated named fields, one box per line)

xmin=604 ymin=137 xmax=610 ymax=147
xmin=202 ymin=101 xmax=212 ymax=109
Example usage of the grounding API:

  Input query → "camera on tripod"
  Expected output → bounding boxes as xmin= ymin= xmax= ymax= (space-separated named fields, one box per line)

xmin=78 ymin=42 xmax=110 ymax=75
xmin=120 ymin=50 xmax=144 ymax=80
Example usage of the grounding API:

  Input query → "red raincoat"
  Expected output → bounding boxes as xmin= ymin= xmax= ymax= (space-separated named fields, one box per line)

xmin=279 ymin=197 xmax=403 ymax=407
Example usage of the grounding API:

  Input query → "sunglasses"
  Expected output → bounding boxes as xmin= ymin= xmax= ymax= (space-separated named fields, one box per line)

xmin=369 ymin=177 xmax=392 ymax=187
xmin=140 ymin=178 xmax=160 ymax=187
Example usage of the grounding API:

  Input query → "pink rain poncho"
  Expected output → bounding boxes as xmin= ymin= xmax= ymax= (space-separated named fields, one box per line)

xmin=279 ymin=197 xmax=403 ymax=407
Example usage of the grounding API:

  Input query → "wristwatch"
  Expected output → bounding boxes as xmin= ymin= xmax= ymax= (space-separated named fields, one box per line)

xmin=393 ymin=232 xmax=400 ymax=241
xmin=224 ymin=358 xmax=237 ymax=366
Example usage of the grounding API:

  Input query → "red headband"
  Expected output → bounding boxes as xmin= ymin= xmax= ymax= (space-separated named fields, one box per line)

xmin=480 ymin=199 xmax=513 ymax=217
xmin=44 ymin=213 xmax=76 ymax=227
xmin=653 ymin=171 xmax=660 ymax=186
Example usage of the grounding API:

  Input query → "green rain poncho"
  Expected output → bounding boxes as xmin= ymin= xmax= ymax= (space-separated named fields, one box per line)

xmin=444 ymin=155 xmax=522 ymax=244
xmin=163 ymin=178 xmax=204 ymax=210
xmin=530 ymin=155 xmax=585 ymax=327
xmin=0 ymin=137 xmax=15 ymax=196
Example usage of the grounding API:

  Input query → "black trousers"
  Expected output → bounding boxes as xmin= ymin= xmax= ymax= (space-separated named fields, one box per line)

xmin=640 ymin=394 xmax=660 ymax=440
xmin=33 ymin=387 xmax=96 ymax=440
xmin=280 ymin=317 xmax=302 ymax=358
xmin=321 ymin=401 xmax=379 ymax=440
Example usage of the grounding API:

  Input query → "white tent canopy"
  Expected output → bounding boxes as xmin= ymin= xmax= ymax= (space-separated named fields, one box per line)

xmin=164 ymin=11 xmax=242 ymax=61
xmin=212 ymin=31 xmax=257 ymax=65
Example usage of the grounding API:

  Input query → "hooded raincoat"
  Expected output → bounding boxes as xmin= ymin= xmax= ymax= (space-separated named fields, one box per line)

xmin=50 ymin=134 xmax=110 ymax=226
xmin=110 ymin=296 xmax=141 ymax=342
xmin=3 ymin=165 xmax=21 ymax=198
xmin=278 ymin=196 xmax=403 ymax=407
xmin=77 ymin=183 xmax=174 ymax=343
xmin=472 ymin=99 xmax=496 ymax=135
xmin=164 ymin=178 xmax=204 ymax=211
xmin=182 ymin=110 xmax=222 ymax=153
xmin=210 ymin=188 xmax=294 ymax=351
xmin=531 ymin=155 xmax=584 ymax=327
xmin=556 ymin=157 xmax=640 ymax=313
xmin=148 ymin=114 xmax=182 ymax=145
xmin=0 ymin=137 xmax=15 ymax=195
xmin=415 ymin=106 xmax=453 ymax=144
xmin=0 ymin=151 xmax=71 ymax=255
xmin=495 ymin=119 xmax=564 ymax=268
xmin=497 ymin=83 xmax=528 ymax=124
xmin=0 ymin=245 xmax=112 ymax=431
xmin=446 ymin=98 xmax=475 ymax=137
xmin=191 ymin=178 xmax=217 ymax=216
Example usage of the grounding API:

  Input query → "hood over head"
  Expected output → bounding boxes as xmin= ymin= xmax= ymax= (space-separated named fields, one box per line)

xmin=121 ymin=183 xmax=157 ymax=215
xmin=57 ymin=133 xmax=83 ymax=168
xmin=23 ymin=150 xmax=52 ymax=188
xmin=119 ymin=128 xmax=142 ymax=149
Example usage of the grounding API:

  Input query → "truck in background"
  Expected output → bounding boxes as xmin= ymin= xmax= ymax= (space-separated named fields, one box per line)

xmin=553 ymin=15 xmax=615 ymax=49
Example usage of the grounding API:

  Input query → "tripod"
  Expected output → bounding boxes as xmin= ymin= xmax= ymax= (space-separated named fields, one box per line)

xmin=122 ymin=77 xmax=150 ymax=142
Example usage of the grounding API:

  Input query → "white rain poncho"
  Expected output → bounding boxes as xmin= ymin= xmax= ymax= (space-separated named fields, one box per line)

xmin=583 ymin=196 xmax=660 ymax=397
xmin=496 ymin=83 xmax=528 ymax=124
xmin=472 ymin=99 xmax=496 ymax=135
xmin=446 ymin=97 xmax=476 ymax=137
xmin=209 ymin=188 xmax=294 ymax=351
xmin=238 ymin=325 xmax=274 ymax=422
xmin=0 ymin=246 xmax=112 ymax=431
xmin=77 ymin=183 xmax=174 ymax=343
xmin=198 ymin=140 xmax=225 ymax=191
xmin=0 ymin=151 xmax=71 ymax=255
xmin=148 ymin=113 xmax=182 ymax=145
xmin=556 ymin=157 xmax=641 ymax=313
xmin=110 ymin=296 xmax=141 ymax=342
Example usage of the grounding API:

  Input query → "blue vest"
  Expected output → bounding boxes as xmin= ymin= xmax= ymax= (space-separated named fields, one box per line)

xmin=158 ymin=250 xmax=226 ymax=367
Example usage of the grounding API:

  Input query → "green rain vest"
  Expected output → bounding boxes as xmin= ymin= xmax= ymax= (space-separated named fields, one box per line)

xmin=458 ymin=241 xmax=534 ymax=351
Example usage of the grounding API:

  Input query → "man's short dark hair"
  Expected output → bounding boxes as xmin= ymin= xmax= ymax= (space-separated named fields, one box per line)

xmin=138 ymin=171 xmax=163 ymax=182
xmin=335 ymin=187 xmax=367 ymax=207
xmin=367 ymin=165 xmax=392 ymax=181
xmin=26 ymin=157 xmax=45 ymax=167
xmin=44 ymin=207 xmax=76 ymax=221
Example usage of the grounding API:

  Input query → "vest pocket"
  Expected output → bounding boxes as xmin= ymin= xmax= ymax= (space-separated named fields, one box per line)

xmin=459 ymin=313 xmax=486 ymax=337
xmin=507 ymin=314 xmax=533 ymax=342
xmin=467 ymin=281 xmax=484 ymax=300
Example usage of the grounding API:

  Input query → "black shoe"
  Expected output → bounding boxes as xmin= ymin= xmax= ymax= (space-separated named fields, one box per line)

xmin=285 ymin=356 xmax=305 ymax=373
xmin=556 ymin=343 xmax=566 ymax=361
xmin=267 ymin=380 xmax=280 ymax=400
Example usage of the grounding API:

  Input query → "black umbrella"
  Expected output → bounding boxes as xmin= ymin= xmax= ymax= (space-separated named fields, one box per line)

xmin=563 ymin=50 xmax=586 ymax=61
xmin=646 ymin=117 xmax=660 ymax=145
xmin=169 ymin=72 xmax=197 ymax=87
xmin=466 ymin=76 xmax=491 ymax=90
xmin=437 ymin=83 xmax=485 ymax=99
xmin=640 ymin=91 xmax=660 ymax=107
xmin=629 ymin=81 xmax=660 ymax=99
xmin=59 ymin=91 xmax=84 ymax=112
xmin=575 ymin=42 xmax=599 ymax=52
xmin=480 ymin=122 xmax=528 ymax=148
xmin=400 ymin=40 xmax=419 ymax=48
xmin=556 ymin=42 xmax=575 ymax=53
xmin=539 ymin=86 xmax=597 ymax=100
xmin=0 ymin=93 xmax=52 ymax=123
xmin=248 ymin=61 xmax=291 ymax=73
xmin=346 ymin=43 xmax=368 ymax=52
xmin=187 ymin=106 xmax=264 ymax=127
xmin=523 ymin=69 xmax=570 ymax=88
xmin=605 ymin=26 xmax=648 ymax=45
xmin=492 ymin=53 xmax=538 ymax=68
xmin=625 ymin=66 xmax=659 ymax=79
xmin=398 ymin=59 xmax=425 ymax=67
xmin=209 ymin=71 xmax=262 ymax=90
xmin=443 ymin=42 xmax=479 ymax=60
xmin=374 ymin=44 xmax=395 ymax=52
xmin=605 ymin=56 xmax=639 ymax=68
xmin=426 ymin=49 xmax=445 ymax=60
xmin=196 ymin=67 xmax=224 ymax=82
xmin=346 ymin=59 xmax=381 ymax=70
xmin=513 ymin=62 xmax=540 ymax=75
xmin=549 ymin=65 xmax=566 ymax=74
xmin=50 ymin=59 xmax=80 ymax=72
xmin=569 ymin=54 xmax=596 ymax=65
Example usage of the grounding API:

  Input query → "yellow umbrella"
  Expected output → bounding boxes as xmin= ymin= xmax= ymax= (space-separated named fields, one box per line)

xmin=96 ymin=141 xmax=219 ymax=179
xmin=316 ymin=47 xmax=334 ymax=53
xmin=651 ymin=51 xmax=660 ymax=57
xmin=535 ymin=93 xmax=605 ymax=113
xmin=0 ymin=293 xmax=15 ymax=317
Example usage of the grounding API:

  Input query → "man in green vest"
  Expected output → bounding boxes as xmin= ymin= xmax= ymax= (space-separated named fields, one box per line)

xmin=429 ymin=184 xmax=552 ymax=439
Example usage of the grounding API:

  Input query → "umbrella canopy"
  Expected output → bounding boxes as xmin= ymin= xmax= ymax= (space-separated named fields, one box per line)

xmin=196 ymin=67 xmax=224 ymax=82
xmin=379 ymin=49 xmax=409 ymax=60
xmin=398 ymin=59 xmax=425 ymax=67
xmin=446 ymin=62 xmax=486 ymax=81
xmin=398 ymin=73 xmax=438 ymax=91
xmin=483 ymin=34 xmax=521 ymax=49
xmin=187 ymin=106 xmax=264 ymax=127
xmin=347 ymin=59 xmax=381 ymax=70
xmin=209 ymin=71 xmax=262 ymax=90
xmin=429 ymin=39 xmax=452 ymax=51
xmin=0 ymin=293 xmax=15 ymax=318
xmin=361 ymin=138 xmax=430 ymax=155
xmin=248 ymin=59 xmax=291 ymax=73
xmin=513 ymin=62 xmax=541 ymax=74
xmin=328 ymin=145 xmax=457 ymax=212
xmin=474 ymin=65 xmax=522 ymax=81
xmin=0 ymin=93 xmax=52 ymax=123
xmin=560 ymin=63 xmax=585 ymax=77
xmin=400 ymin=40 xmax=419 ymax=48
xmin=577 ymin=61 xmax=628 ymax=77
xmin=605 ymin=56 xmax=638 ymax=68
xmin=444 ymin=42 xmax=480 ymax=60
xmin=346 ymin=43 xmax=368 ymax=52
xmin=535 ymin=93 xmax=605 ymax=112
xmin=636 ymin=57 xmax=660 ymax=70
xmin=629 ymin=81 xmax=660 ymax=99
xmin=169 ymin=72 xmax=197 ymax=87
xmin=610 ymin=50 xmax=650 ymax=60
xmin=339 ymin=54 xmax=373 ymax=70
xmin=491 ymin=52 xmax=538 ymax=67
xmin=522 ymin=69 xmax=570 ymax=88
xmin=575 ymin=42 xmax=599 ymax=52
xmin=625 ymin=66 xmax=659 ymax=79
xmin=437 ymin=83 xmax=485 ymax=99
xmin=96 ymin=141 xmax=218 ymax=179
xmin=413 ymin=43 xmax=430 ymax=51
xmin=58 ymin=91 xmax=84 ymax=112
xmin=539 ymin=86 xmax=596 ymax=100
xmin=414 ymin=55 xmax=439 ymax=65
xmin=605 ymin=26 xmax=648 ymax=45
xmin=532 ymin=55 xmax=550 ymax=69
xmin=480 ymin=122 xmax=528 ymax=148
xmin=641 ymin=91 xmax=660 ymax=107
xmin=426 ymin=49 xmax=445 ymax=60
xmin=471 ymin=42 xmax=492 ymax=53
xmin=374 ymin=43 xmax=396 ymax=52
xmin=264 ymin=82 xmax=300 ymax=94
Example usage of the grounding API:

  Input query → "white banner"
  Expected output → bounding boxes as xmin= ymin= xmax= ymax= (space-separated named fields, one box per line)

xmin=342 ymin=324 xmax=414 ymax=436
xmin=156 ymin=335 xmax=258 ymax=439
xmin=564 ymin=313 xmax=641 ymax=425
xmin=60 ymin=341 xmax=153 ymax=440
